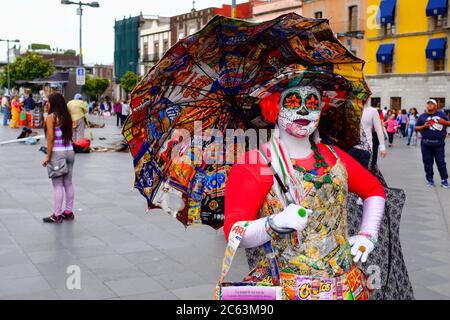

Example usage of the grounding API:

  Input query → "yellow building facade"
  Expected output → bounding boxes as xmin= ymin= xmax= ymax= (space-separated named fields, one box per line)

xmin=365 ymin=0 xmax=450 ymax=110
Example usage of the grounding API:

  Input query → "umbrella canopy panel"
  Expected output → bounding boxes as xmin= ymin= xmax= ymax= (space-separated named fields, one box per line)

xmin=123 ymin=13 xmax=371 ymax=229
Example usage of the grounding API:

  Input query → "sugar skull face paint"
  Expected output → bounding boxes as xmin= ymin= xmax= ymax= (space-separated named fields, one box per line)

xmin=278 ymin=86 xmax=322 ymax=139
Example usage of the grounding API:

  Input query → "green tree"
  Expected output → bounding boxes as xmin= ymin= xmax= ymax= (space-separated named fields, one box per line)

xmin=82 ymin=76 xmax=110 ymax=98
xmin=120 ymin=71 xmax=139 ymax=94
xmin=64 ymin=49 xmax=76 ymax=56
xmin=0 ymin=53 xmax=55 ymax=89
xmin=30 ymin=43 xmax=51 ymax=51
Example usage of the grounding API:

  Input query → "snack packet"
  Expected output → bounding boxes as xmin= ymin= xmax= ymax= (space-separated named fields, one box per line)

xmin=346 ymin=267 xmax=368 ymax=300
xmin=319 ymin=278 xmax=334 ymax=300
xmin=310 ymin=277 xmax=321 ymax=300
xmin=334 ymin=276 xmax=353 ymax=300
xmin=297 ymin=276 xmax=312 ymax=301
xmin=281 ymin=273 xmax=297 ymax=300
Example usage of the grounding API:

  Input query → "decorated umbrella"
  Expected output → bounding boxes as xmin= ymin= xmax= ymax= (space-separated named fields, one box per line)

xmin=123 ymin=13 xmax=371 ymax=229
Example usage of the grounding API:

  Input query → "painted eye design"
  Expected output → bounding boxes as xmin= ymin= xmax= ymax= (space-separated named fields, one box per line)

xmin=283 ymin=93 xmax=302 ymax=109
xmin=305 ymin=94 xmax=320 ymax=110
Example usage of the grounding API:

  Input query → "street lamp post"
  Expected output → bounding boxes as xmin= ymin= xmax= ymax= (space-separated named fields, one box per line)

xmin=0 ymin=39 xmax=20 ymax=95
xmin=61 ymin=1 xmax=100 ymax=67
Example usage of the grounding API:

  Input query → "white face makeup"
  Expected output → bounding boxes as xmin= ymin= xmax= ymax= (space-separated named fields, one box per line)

xmin=278 ymin=86 xmax=322 ymax=139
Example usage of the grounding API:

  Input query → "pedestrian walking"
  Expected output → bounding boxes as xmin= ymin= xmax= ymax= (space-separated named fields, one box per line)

xmin=121 ymin=99 xmax=131 ymax=125
xmin=88 ymin=99 xmax=95 ymax=114
xmin=406 ymin=108 xmax=418 ymax=146
xmin=361 ymin=105 xmax=387 ymax=168
xmin=384 ymin=114 xmax=399 ymax=147
xmin=415 ymin=99 xmax=449 ymax=188
xmin=24 ymin=93 xmax=36 ymax=111
xmin=1 ymin=94 xmax=11 ymax=126
xmin=9 ymin=95 xmax=21 ymax=129
xmin=113 ymin=100 xmax=122 ymax=127
xmin=67 ymin=93 xmax=88 ymax=142
xmin=399 ymin=109 xmax=408 ymax=137
xmin=98 ymin=98 xmax=105 ymax=117
xmin=371 ymin=107 xmax=386 ymax=170
xmin=42 ymin=93 xmax=76 ymax=223
xmin=102 ymin=97 xmax=112 ymax=117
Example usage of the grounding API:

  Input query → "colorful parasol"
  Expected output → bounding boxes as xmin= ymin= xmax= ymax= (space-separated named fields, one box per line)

xmin=123 ymin=13 xmax=371 ymax=229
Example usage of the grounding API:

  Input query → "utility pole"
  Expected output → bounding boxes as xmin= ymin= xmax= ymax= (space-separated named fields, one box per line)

xmin=61 ymin=1 xmax=100 ymax=94
xmin=0 ymin=39 xmax=20 ymax=95
xmin=78 ymin=4 xmax=83 ymax=66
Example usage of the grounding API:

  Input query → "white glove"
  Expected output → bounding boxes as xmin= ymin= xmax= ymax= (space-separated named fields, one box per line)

xmin=272 ymin=204 xmax=311 ymax=234
xmin=239 ymin=204 xmax=310 ymax=249
xmin=349 ymin=235 xmax=375 ymax=264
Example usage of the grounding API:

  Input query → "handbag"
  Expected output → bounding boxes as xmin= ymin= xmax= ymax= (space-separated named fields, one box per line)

xmin=47 ymin=158 xmax=69 ymax=179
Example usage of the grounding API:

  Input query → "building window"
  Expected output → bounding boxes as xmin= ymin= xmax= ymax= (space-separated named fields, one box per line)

xmin=382 ymin=62 xmax=393 ymax=74
xmin=390 ymin=97 xmax=402 ymax=111
xmin=383 ymin=23 xmax=395 ymax=36
xmin=314 ymin=11 xmax=323 ymax=19
xmin=433 ymin=58 xmax=445 ymax=71
xmin=371 ymin=97 xmax=381 ymax=108
xmin=178 ymin=32 xmax=185 ymax=40
xmin=430 ymin=97 xmax=446 ymax=110
xmin=143 ymin=42 xmax=148 ymax=55
xmin=434 ymin=14 xmax=448 ymax=30
xmin=163 ymin=39 xmax=169 ymax=53
xmin=348 ymin=5 xmax=358 ymax=32
xmin=153 ymin=42 xmax=160 ymax=60
xmin=189 ymin=27 xmax=197 ymax=36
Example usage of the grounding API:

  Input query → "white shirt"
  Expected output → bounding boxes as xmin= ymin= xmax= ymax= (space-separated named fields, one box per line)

xmin=1 ymin=97 xmax=9 ymax=107
xmin=121 ymin=103 xmax=131 ymax=116
xmin=361 ymin=106 xmax=386 ymax=152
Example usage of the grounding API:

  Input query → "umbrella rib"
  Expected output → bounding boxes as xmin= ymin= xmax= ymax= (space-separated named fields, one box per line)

xmin=179 ymin=42 xmax=218 ymax=86
xmin=156 ymin=83 xmax=225 ymax=100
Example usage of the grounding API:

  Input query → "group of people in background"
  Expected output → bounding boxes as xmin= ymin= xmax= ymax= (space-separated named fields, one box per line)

xmin=87 ymin=96 xmax=130 ymax=127
xmin=369 ymin=99 xmax=449 ymax=188
xmin=375 ymin=105 xmax=445 ymax=148
xmin=1 ymin=93 xmax=46 ymax=128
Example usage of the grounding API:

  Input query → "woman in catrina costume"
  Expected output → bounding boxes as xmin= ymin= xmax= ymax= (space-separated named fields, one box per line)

xmin=221 ymin=65 xmax=405 ymax=300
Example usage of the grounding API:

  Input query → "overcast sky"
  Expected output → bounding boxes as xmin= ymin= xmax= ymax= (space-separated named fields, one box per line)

xmin=0 ymin=0 xmax=248 ymax=65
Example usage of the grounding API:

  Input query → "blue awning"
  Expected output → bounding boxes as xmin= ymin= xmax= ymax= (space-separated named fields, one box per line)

xmin=426 ymin=0 xmax=448 ymax=16
xmin=377 ymin=44 xmax=395 ymax=63
xmin=380 ymin=0 xmax=397 ymax=24
xmin=426 ymin=38 xmax=447 ymax=59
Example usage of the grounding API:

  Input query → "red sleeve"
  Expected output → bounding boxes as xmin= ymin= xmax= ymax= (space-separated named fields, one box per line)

xmin=224 ymin=150 xmax=274 ymax=241
xmin=333 ymin=146 xmax=386 ymax=200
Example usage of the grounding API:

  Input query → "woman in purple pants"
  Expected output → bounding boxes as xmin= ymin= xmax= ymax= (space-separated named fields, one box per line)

xmin=42 ymin=93 xmax=76 ymax=224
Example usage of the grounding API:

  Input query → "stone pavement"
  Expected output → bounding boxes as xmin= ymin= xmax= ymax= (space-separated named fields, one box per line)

xmin=0 ymin=115 xmax=450 ymax=300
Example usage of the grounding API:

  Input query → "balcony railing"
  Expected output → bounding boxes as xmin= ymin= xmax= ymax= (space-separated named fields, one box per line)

xmin=328 ymin=19 xmax=366 ymax=35
xmin=142 ymin=53 xmax=160 ymax=62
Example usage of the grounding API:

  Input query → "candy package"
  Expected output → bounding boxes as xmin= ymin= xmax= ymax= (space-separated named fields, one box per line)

xmin=281 ymin=273 xmax=297 ymax=300
xmin=319 ymin=278 xmax=334 ymax=300
xmin=334 ymin=276 xmax=353 ymax=300
xmin=346 ymin=267 xmax=369 ymax=300
xmin=310 ymin=277 xmax=321 ymax=300
xmin=296 ymin=276 xmax=312 ymax=301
